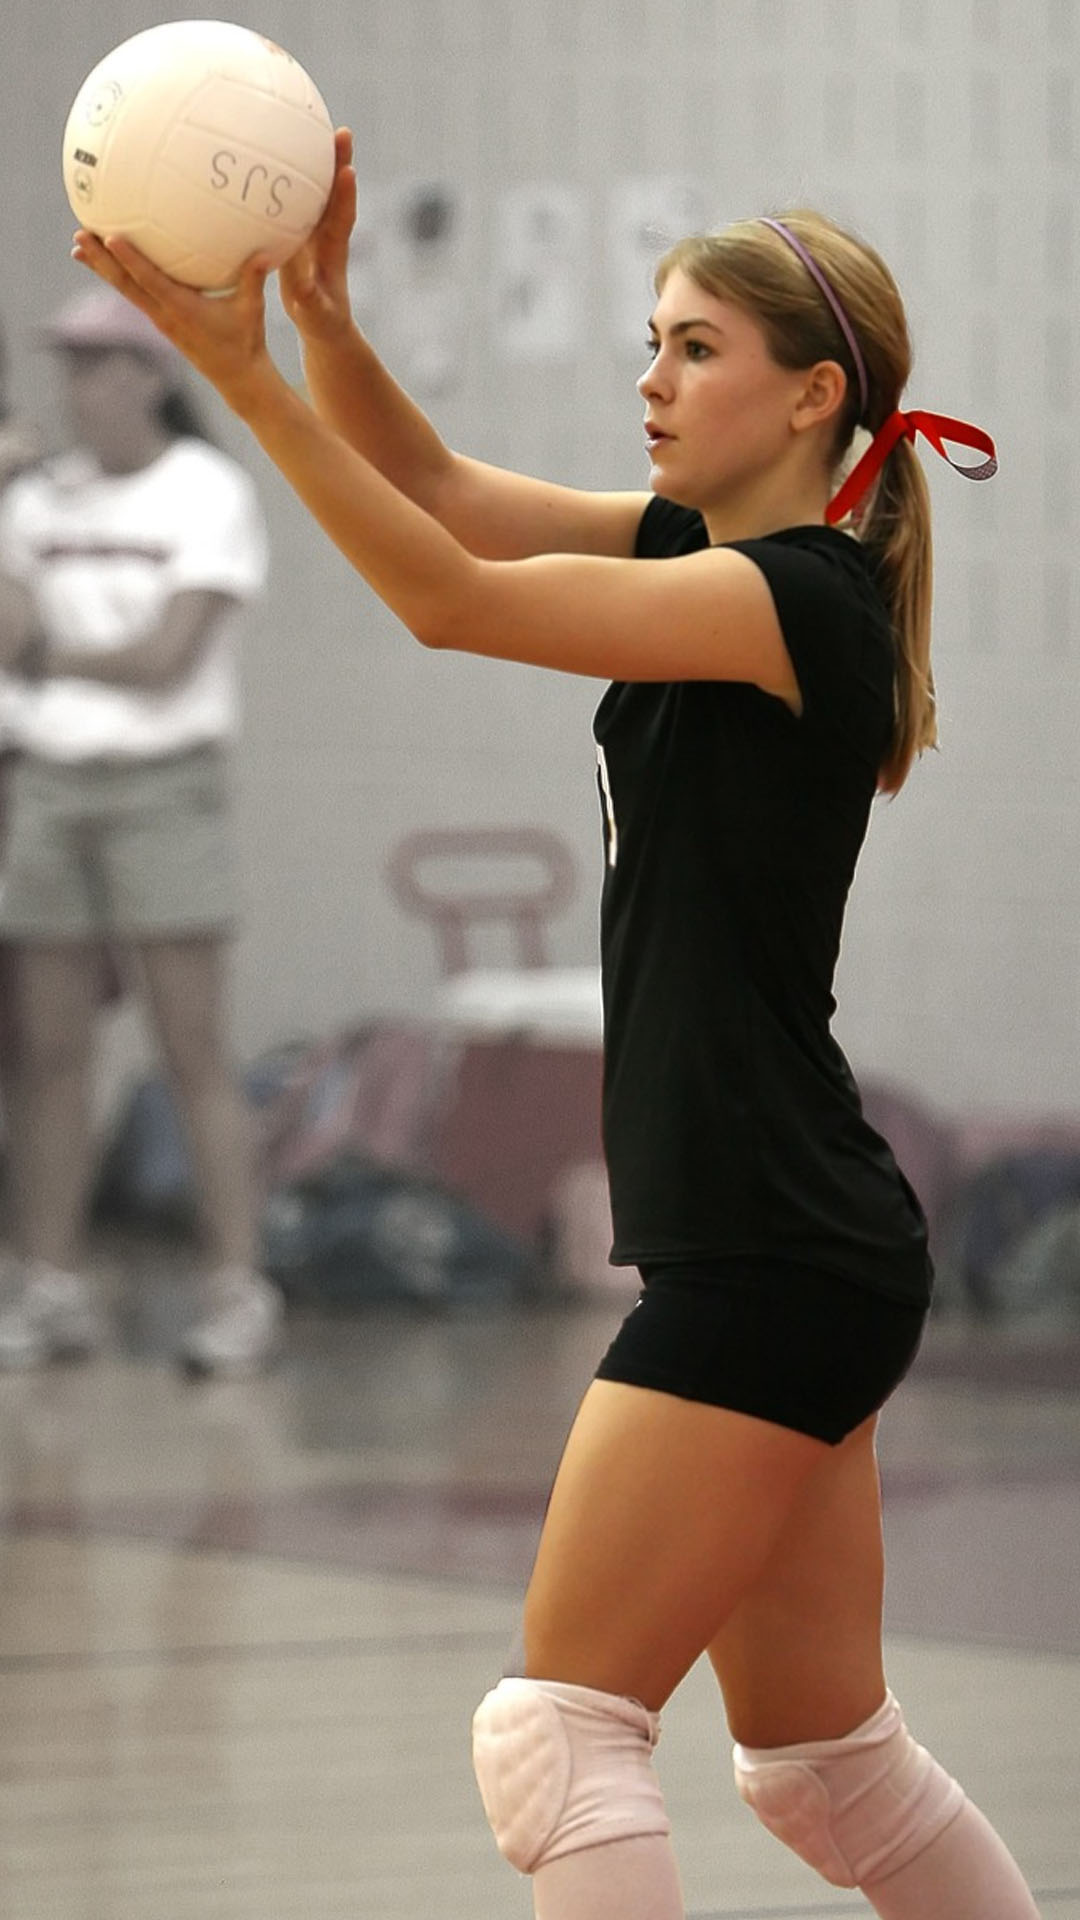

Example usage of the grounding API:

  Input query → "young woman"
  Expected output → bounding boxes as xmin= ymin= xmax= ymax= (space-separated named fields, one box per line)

xmin=0 ymin=287 xmax=282 ymax=1378
xmin=70 ymin=134 xmax=1038 ymax=1918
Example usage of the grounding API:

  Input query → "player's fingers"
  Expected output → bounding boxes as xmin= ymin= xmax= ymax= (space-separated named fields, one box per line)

xmin=71 ymin=228 xmax=117 ymax=276
xmin=305 ymin=174 xmax=355 ymax=284
xmin=279 ymin=250 xmax=316 ymax=298
xmin=71 ymin=230 xmax=160 ymax=312
xmin=235 ymin=252 xmax=273 ymax=305
xmin=324 ymin=129 xmax=357 ymax=235
xmin=332 ymin=164 xmax=357 ymax=238
xmin=102 ymin=234 xmax=198 ymax=314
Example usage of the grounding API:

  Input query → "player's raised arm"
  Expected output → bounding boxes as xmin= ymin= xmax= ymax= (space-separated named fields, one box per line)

xmin=68 ymin=231 xmax=800 ymax=695
xmin=277 ymin=129 xmax=647 ymax=563
xmin=72 ymin=202 xmax=994 ymax=784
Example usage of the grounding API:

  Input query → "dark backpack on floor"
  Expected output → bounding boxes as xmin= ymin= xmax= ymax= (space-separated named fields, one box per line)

xmin=260 ymin=1153 xmax=540 ymax=1310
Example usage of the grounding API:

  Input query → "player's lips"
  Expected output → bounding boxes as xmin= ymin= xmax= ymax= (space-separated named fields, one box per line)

xmin=644 ymin=422 xmax=673 ymax=448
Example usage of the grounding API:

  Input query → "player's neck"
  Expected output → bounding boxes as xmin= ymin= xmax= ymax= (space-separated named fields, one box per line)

xmin=701 ymin=466 xmax=830 ymax=547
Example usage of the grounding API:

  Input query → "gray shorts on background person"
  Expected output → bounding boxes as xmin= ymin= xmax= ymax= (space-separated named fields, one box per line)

xmin=0 ymin=745 xmax=238 ymax=941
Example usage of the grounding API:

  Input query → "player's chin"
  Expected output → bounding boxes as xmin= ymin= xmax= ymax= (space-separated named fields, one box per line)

xmin=647 ymin=449 xmax=680 ymax=494
xmin=646 ymin=461 xmax=698 ymax=509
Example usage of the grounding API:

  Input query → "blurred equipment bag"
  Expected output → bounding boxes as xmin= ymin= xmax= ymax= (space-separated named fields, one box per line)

xmin=261 ymin=1154 xmax=540 ymax=1309
xmin=92 ymin=1022 xmax=448 ymax=1233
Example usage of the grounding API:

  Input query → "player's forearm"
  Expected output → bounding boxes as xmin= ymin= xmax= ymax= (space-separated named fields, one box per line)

xmin=300 ymin=324 xmax=458 ymax=519
xmin=228 ymin=360 xmax=476 ymax=647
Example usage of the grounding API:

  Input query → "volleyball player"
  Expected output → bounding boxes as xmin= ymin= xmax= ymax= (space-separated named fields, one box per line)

xmin=70 ymin=131 xmax=1041 ymax=1918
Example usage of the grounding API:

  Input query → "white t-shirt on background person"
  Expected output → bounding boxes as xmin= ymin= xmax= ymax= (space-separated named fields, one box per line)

xmin=0 ymin=437 xmax=267 ymax=763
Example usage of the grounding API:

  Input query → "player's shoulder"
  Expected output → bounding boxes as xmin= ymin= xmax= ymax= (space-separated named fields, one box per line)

xmin=739 ymin=521 xmax=875 ymax=577
xmin=634 ymin=494 xmax=709 ymax=559
xmin=728 ymin=523 xmax=888 ymax=623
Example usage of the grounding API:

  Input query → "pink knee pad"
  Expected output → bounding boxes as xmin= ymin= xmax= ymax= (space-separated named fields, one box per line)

xmin=471 ymin=1676 xmax=671 ymax=1874
xmin=733 ymin=1691 xmax=966 ymax=1888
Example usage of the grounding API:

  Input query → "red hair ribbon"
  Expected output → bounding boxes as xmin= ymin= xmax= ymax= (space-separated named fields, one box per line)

xmin=826 ymin=408 xmax=998 ymax=526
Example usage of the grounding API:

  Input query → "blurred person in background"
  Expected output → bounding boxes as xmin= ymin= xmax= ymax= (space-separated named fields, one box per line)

xmin=0 ymin=286 xmax=282 ymax=1377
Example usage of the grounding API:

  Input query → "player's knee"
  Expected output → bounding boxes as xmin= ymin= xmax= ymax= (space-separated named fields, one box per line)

xmin=732 ymin=1692 xmax=966 ymax=1888
xmin=471 ymin=1676 xmax=671 ymax=1874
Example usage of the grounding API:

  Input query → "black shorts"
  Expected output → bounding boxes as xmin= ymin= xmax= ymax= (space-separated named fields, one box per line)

xmin=594 ymin=1259 xmax=928 ymax=1445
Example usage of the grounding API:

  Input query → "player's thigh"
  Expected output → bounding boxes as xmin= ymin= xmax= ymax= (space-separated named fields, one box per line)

xmin=708 ymin=1412 xmax=888 ymax=1748
xmin=522 ymin=1377 xmax=830 ymax=1713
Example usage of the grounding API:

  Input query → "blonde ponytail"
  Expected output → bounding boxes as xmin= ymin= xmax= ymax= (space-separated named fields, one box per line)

xmin=658 ymin=212 xmax=940 ymax=792
xmin=855 ymin=437 xmax=935 ymax=793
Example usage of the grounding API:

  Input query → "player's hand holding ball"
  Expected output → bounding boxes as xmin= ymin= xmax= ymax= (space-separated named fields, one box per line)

xmin=69 ymin=224 xmax=276 ymax=419
xmin=63 ymin=20 xmax=351 ymax=407
xmin=62 ymin=20 xmax=336 ymax=289
xmin=277 ymin=127 xmax=359 ymax=346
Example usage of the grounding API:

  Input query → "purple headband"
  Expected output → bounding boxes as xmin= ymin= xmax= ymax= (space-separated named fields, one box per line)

xmin=758 ymin=217 xmax=870 ymax=419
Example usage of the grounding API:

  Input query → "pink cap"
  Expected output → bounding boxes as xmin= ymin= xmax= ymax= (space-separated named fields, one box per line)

xmin=40 ymin=287 xmax=182 ymax=373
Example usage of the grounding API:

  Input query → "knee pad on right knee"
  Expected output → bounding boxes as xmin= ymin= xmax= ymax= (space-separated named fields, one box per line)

xmin=733 ymin=1692 xmax=965 ymax=1888
xmin=471 ymin=1676 xmax=670 ymax=1874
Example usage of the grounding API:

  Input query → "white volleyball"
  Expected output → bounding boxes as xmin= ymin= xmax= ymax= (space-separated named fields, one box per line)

xmin=62 ymin=19 xmax=335 ymax=291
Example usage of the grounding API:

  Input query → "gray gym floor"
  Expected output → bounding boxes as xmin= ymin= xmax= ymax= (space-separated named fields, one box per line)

xmin=0 ymin=1251 xmax=1076 ymax=1918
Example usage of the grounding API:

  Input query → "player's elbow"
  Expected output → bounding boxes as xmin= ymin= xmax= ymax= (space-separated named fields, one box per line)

xmin=412 ymin=602 xmax=494 ymax=656
xmin=409 ymin=561 xmax=489 ymax=655
xmin=412 ymin=607 xmax=453 ymax=652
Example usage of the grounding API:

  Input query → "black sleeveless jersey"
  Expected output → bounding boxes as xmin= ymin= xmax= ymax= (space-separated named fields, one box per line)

xmin=593 ymin=496 xmax=932 ymax=1306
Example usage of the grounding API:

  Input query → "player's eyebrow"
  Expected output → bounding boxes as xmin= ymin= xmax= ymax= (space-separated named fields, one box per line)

xmin=646 ymin=316 xmax=727 ymax=339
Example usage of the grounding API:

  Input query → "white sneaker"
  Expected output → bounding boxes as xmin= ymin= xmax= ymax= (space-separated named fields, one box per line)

xmin=180 ymin=1268 xmax=284 ymax=1379
xmin=0 ymin=1265 xmax=106 ymax=1370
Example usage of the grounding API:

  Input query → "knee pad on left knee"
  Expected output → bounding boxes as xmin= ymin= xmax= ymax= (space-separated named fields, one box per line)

xmin=732 ymin=1692 xmax=966 ymax=1888
xmin=471 ymin=1676 xmax=670 ymax=1874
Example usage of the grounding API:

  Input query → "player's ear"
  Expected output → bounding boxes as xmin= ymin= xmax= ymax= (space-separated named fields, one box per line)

xmin=792 ymin=360 xmax=848 ymax=434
